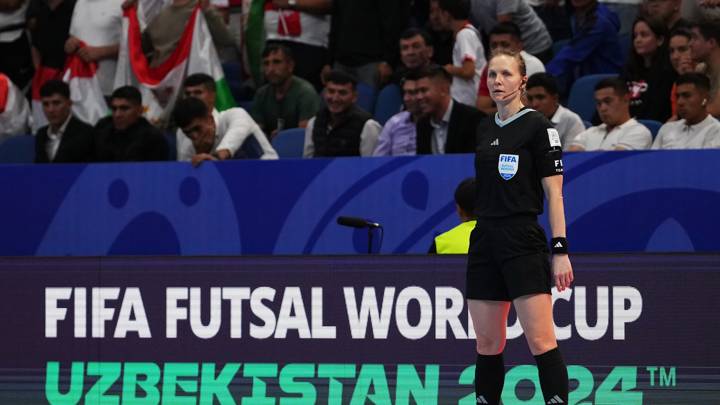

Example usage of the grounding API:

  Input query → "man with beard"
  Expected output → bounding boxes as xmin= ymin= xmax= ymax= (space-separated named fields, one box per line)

xmin=251 ymin=44 xmax=321 ymax=139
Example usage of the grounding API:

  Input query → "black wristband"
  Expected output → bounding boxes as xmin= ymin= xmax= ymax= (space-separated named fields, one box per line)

xmin=551 ymin=237 xmax=569 ymax=254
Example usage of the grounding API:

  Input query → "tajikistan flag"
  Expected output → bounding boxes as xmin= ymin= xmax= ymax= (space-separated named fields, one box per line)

xmin=114 ymin=4 xmax=236 ymax=124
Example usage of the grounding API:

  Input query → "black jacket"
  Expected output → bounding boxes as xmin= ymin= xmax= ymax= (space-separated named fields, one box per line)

xmin=416 ymin=100 xmax=487 ymax=154
xmin=94 ymin=117 xmax=169 ymax=162
xmin=35 ymin=116 xmax=95 ymax=163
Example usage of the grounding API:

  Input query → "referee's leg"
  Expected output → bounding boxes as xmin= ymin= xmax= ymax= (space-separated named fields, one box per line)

xmin=467 ymin=299 xmax=511 ymax=405
xmin=514 ymin=293 xmax=569 ymax=404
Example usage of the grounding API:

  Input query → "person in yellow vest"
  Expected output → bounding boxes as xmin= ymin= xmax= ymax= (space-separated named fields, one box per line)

xmin=429 ymin=177 xmax=476 ymax=254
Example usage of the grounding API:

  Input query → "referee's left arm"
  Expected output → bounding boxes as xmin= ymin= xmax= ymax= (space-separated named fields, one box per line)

xmin=542 ymin=176 xmax=574 ymax=292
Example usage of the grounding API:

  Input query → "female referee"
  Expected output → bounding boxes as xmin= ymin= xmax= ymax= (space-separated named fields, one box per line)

xmin=467 ymin=49 xmax=574 ymax=405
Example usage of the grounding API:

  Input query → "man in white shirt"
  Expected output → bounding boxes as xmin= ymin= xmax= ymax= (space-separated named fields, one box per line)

xmin=476 ymin=21 xmax=545 ymax=114
xmin=568 ymin=77 xmax=652 ymax=151
xmin=303 ymin=70 xmax=381 ymax=157
xmin=431 ymin=0 xmax=486 ymax=106
xmin=65 ymin=0 xmax=123 ymax=96
xmin=526 ymin=72 xmax=585 ymax=150
xmin=653 ymin=73 xmax=720 ymax=149
xmin=173 ymin=97 xmax=278 ymax=167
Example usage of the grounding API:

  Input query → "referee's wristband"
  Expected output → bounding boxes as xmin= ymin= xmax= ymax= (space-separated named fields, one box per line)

xmin=550 ymin=237 xmax=569 ymax=255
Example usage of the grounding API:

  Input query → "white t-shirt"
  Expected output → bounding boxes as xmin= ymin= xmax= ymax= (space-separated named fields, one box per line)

xmin=570 ymin=118 xmax=652 ymax=150
xmin=264 ymin=10 xmax=330 ymax=48
xmin=521 ymin=50 xmax=545 ymax=77
xmin=0 ymin=75 xmax=30 ymax=139
xmin=176 ymin=109 xmax=279 ymax=161
xmin=451 ymin=25 xmax=486 ymax=107
xmin=550 ymin=104 xmax=585 ymax=150
xmin=0 ymin=1 xmax=28 ymax=42
xmin=652 ymin=115 xmax=720 ymax=149
xmin=69 ymin=0 xmax=124 ymax=95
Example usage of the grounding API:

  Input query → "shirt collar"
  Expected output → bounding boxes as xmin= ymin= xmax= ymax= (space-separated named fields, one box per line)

xmin=550 ymin=105 xmax=564 ymax=124
xmin=601 ymin=118 xmax=636 ymax=134
xmin=48 ymin=114 xmax=73 ymax=139
xmin=682 ymin=114 xmax=713 ymax=130
xmin=431 ymin=99 xmax=453 ymax=128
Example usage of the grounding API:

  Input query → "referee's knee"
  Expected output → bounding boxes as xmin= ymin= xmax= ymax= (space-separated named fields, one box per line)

xmin=476 ymin=336 xmax=506 ymax=355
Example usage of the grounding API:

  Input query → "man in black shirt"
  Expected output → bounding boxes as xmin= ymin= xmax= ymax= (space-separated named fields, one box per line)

xmin=35 ymin=80 xmax=94 ymax=163
xmin=415 ymin=65 xmax=487 ymax=154
xmin=94 ymin=86 xmax=168 ymax=162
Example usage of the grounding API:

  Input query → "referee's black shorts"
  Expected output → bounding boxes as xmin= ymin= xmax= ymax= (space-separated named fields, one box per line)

xmin=466 ymin=215 xmax=552 ymax=301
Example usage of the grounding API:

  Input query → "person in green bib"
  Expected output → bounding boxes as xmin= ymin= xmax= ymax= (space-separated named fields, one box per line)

xmin=429 ymin=177 xmax=477 ymax=254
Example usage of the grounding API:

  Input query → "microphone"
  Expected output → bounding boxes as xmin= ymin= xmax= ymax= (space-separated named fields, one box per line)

xmin=337 ymin=216 xmax=381 ymax=228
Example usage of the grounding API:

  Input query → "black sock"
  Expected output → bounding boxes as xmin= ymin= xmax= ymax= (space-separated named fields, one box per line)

xmin=534 ymin=347 xmax=568 ymax=404
xmin=474 ymin=353 xmax=505 ymax=405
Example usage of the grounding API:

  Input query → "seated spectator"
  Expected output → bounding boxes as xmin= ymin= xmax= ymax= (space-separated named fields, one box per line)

xmin=621 ymin=16 xmax=675 ymax=122
xmin=174 ymin=97 xmax=278 ymax=166
xmin=34 ymin=80 xmax=94 ymax=163
xmin=415 ymin=65 xmax=487 ymax=154
xmin=65 ymin=0 xmax=122 ymax=97
xmin=373 ymin=70 xmax=424 ymax=156
xmin=392 ymin=28 xmax=435 ymax=83
xmin=476 ymin=22 xmax=545 ymax=115
xmin=0 ymin=73 xmax=30 ymax=140
xmin=653 ymin=73 xmax=720 ymax=149
xmin=264 ymin=0 xmax=331 ymax=91
xmin=526 ymin=73 xmax=585 ymax=150
xmin=428 ymin=177 xmax=476 ymax=254
xmin=469 ymin=0 xmax=553 ymax=61
xmin=547 ymin=0 xmax=624 ymax=94
xmin=668 ymin=27 xmax=696 ymax=119
xmin=94 ymin=86 xmax=169 ymax=162
xmin=303 ymin=71 xmax=381 ymax=157
xmin=251 ymin=44 xmax=321 ymax=139
xmin=689 ymin=20 xmax=720 ymax=117
xmin=432 ymin=0 xmax=485 ymax=107
xmin=141 ymin=0 xmax=234 ymax=68
xmin=568 ymin=77 xmax=652 ymax=150
xmin=643 ymin=0 xmax=687 ymax=32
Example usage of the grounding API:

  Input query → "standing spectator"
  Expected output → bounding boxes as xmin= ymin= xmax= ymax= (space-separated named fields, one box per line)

xmin=433 ymin=0 xmax=485 ymax=107
xmin=174 ymin=97 xmax=278 ymax=166
xmin=469 ymin=0 xmax=553 ymax=61
xmin=668 ymin=27 xmax=695 ymax=120
xmin=689 ymin=20 xmax=720 ymax=118
xmin=0 ymin=73 xmax=30 ymax=139
xmin=0 ymin=0 xmax=33 ymax=89
xmin=29 ymin=0 xmax=76 ymax=81
xmin=621 ymin=16 xmax=675 ymax=122
xmin=373 ymin=70 xmax=424 ymax=156
xmin=34 ymin=80 xmax=95 ymax=163
xmin=476 ymin=22 xmax=545 ymax=114
xmin=526 ymin=73 xmax=585 ymax=149
xmin=391 ymin=28 xmax=435 ymax=84
xmin=568 ymin=77 xmax=652 ymax=150
xmin=415 ymin=65 xmax=487 ymax=154
xmin=642 ymin=0 xmax=687 ymax=32
xmin=325 ymin=0 xmax=410 ymax=89
xmin=251 ymin=44 xmax=321 ymax=138
xmin=547 ymin=0 xmax=624 ymax=95
xmin=94 ymin=86 xmax=169 ymax=162
xmin=303 ymin=71 xmax=381 ymax=157
xmin=65 ymin=0 xmax=123 ymax=96
xmin=653 ymin=73 xmax=720 ymax=149
xmin=427 ymin=0 xmax=454 ymax=65
xmin=141 ymin=0 xmax=235 ymax=68
xmin=264 ymin=0 xmax=331 ymax=91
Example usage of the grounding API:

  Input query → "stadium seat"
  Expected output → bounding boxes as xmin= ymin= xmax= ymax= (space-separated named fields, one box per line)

xmin=618 ymin=33 xmax=633 ymax=63
xmin=356 ymin=82 xmax=377 ymax=114
xmin=374 ymin=84 xmax=403 ymax=125
xmin=638 ymin=119 xmax=663 ymax=140
xmin=272 ymin=128 xmax=306 ymax=158
xmin=583 ymin=120 xmax=592 ymax=129
xmin=0 ymin=135 xmax=35 ymax=163
xmin=568 ymin=74 xmax=616 ymax=122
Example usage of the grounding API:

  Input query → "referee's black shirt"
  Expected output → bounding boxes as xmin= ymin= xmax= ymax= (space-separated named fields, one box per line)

xmin=474 ymin=108 xmax=563 ymax=218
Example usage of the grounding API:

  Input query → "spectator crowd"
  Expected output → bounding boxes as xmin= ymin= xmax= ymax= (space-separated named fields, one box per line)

xmin=1 ymin=0 xmax=720 ymax=165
